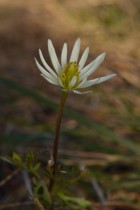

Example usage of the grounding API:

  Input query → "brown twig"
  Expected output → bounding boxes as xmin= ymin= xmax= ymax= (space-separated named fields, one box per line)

xmin=28 ymin=191 xmax=46 ymax=210
xmin=0 ymin=201 xmax=33 ymax=209
xmin=0 ymin=169 xmax=19 ymax=188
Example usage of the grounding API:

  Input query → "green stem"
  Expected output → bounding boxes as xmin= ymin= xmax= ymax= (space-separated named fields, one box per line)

xmin=48 ymin=91 xmax=68 ymax=192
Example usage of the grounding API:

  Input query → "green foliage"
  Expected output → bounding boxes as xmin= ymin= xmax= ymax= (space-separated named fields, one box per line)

xmin=12 ymin=152 xmax=26 ymax=170
xmin=34 ymin=181 xmax=52 ymax=205
xmin=11 ymin=151 xmax=41 ymax=177
xmin=12 ymin=152 xmax=21 ymax=161
xmin=57 ymin=192 xmax=91 ymax=210
xmin=9 ymin=151 xmax=91 ymax=210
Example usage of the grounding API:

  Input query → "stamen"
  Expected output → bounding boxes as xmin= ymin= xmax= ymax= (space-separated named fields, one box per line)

xmin=60 ymin=62 xmax=80 ymax=89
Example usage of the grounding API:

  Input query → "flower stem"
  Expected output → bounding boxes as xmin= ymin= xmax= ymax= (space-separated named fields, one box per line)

xmin=48 ymin=91 xmax=68 ymax=192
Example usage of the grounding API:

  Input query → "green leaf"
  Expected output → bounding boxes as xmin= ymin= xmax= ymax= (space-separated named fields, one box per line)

xmin=12 ymin=152 xmax=21 ymax=161
xmin=58 ymin=192 xmax=91 ymax=209
xmin=34 ymin=181 xmax=52 ymax=204
xmin=33 ymin=162 xmax=41 ymax=172
xmin=11 ymin=152 xmax=25 ymax=170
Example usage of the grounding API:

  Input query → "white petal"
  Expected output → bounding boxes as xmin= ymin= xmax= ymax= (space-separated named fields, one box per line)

xmin=70 ymin=38 xmax=81 ymax=62
xmin=41 ymin=74 xmax=59 ymax=86
xmin=72 ymin=90 xmax=92 ymax=94
xmin=79 ymin=74 xmax=116 ymax=88
xmin=61 ymin=43 xmax=67 ymax=68
xmin=77 ymin=78 xmax=87 ymax=88
xmin=69 ymin=76 xmax=77 ymax=88
xmin=48 ymin=39 xmax=61 ymax=74
xmin=80 ymin=53 xmax=106 ymax=80
xmin=35 ymin=58 xmax=57 ymax=81
xmin=62 ymin=89 xmax=69 ymax=93
xmin=39 ymin=49 xmax=58 ymax=78
xmin=78 ymin=47 xmax=89 ymax=71
xmin=58 ymin=78 xmax=64 ymax=88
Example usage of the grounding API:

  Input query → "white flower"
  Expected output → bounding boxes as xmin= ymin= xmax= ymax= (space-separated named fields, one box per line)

xmin=35 ymin=38 xmax=116 ymax=94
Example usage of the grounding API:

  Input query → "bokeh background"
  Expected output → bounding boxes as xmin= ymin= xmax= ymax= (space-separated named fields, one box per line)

xmin=0 ymin=0 xmax=140 ymax=209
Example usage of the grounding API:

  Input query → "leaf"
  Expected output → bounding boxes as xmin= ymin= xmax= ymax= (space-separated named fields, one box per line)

xmin=34 ymin=181 xmax=52 ymax=204
xmin=33 ymin=162 xmax=41 ymax=172
xmin=11 ymin=152 xmax=25 ymax=170
xmin=12 ymin=152 xmax=21 ymax=161
xmin=58 ymin=192 xmax=91 ymax=209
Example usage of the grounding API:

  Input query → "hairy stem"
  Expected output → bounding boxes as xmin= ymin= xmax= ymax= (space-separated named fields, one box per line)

xmin=48 ymin=91 xmax=68 ymax=192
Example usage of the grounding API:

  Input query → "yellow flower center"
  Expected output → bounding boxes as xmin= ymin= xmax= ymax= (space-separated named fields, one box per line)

xmin=60 ymin=62 xmax=79 ymax=89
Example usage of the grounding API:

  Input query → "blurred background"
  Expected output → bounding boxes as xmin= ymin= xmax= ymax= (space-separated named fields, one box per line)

xmin=0 ymin=0 xmax=140 ymax=209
